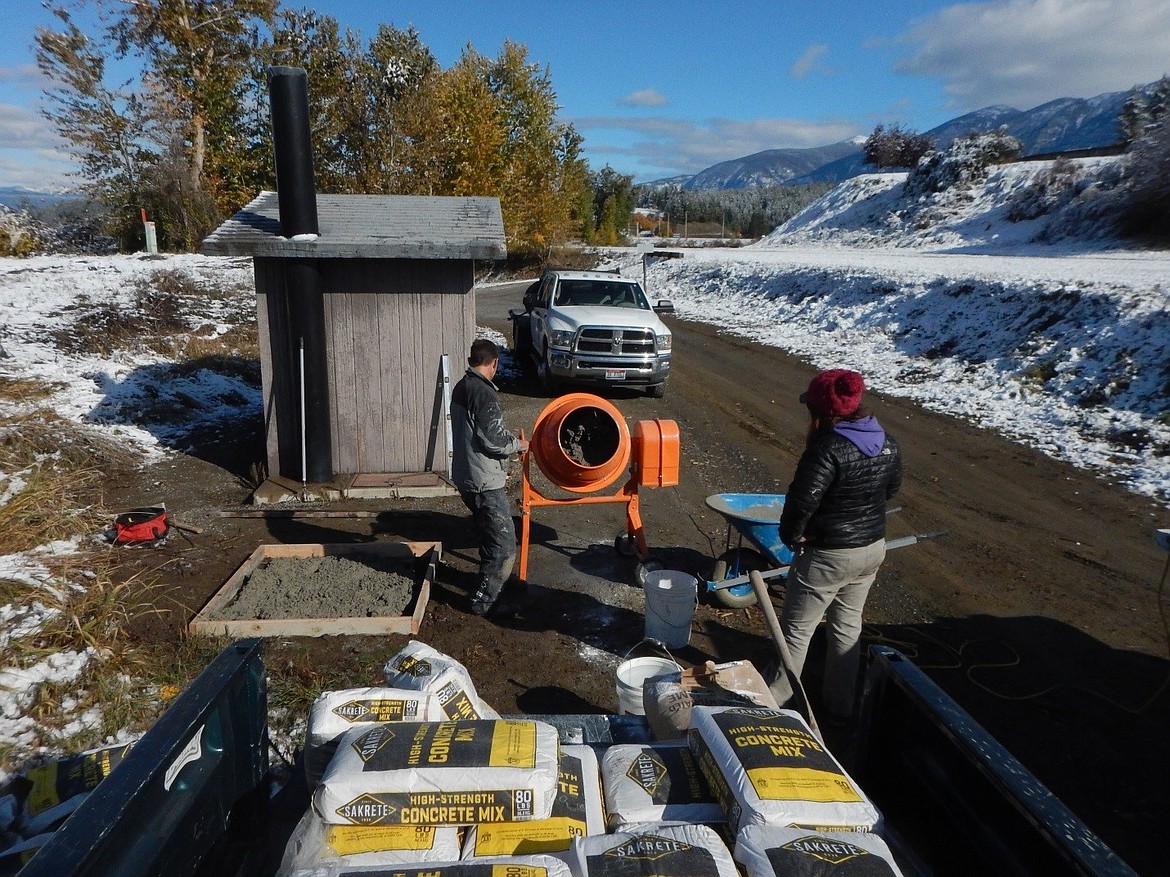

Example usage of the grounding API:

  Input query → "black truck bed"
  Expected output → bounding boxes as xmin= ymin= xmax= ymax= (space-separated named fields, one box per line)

xmin=19 ymin=640 xmax=1137 ymax=876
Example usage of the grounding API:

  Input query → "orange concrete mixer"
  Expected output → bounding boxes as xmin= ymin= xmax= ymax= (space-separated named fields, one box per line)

xmin=518 ymin=393 xmax=680 ymax=583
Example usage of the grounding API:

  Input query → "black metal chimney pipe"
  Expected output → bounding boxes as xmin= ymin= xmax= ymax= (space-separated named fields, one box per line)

xmin=267 ymin=66 xmax=331 ymax=484
xmin=267 ymin=66 xmax=319 ymax=237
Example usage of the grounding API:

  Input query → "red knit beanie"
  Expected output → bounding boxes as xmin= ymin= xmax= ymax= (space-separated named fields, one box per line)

xmin=800 ymin=369 xmax=865 ymax=417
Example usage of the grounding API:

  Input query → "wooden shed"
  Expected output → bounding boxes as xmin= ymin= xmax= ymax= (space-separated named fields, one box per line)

xmin=201 ymin=191 xmax=506 ymax=500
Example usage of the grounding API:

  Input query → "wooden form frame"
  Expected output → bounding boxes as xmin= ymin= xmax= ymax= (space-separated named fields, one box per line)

xmin=189 ymin=540 xmax=439 ymax=638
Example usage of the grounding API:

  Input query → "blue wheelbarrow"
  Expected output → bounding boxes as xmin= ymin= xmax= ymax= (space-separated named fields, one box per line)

xmin=704 ymin=493 xmax=945 ymax=608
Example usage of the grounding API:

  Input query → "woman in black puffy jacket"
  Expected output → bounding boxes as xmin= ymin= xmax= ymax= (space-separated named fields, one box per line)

xmin=776 ymin=369 xmax=902 ymax=725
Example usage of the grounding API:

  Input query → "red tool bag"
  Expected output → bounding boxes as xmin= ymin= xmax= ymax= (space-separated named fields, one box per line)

xmin=114 ymin=507 xmax=169 ymax=546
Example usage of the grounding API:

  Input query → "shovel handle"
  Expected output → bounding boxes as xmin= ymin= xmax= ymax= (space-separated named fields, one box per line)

xmin=750 ymin=570 xmax=821 ymax=738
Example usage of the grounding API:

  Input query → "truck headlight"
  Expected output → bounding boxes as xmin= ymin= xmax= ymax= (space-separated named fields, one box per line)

xmin=657 ymin=333 xmax=672 ymax=350
xmin=549 ymin=329 xmax=575 ymax=349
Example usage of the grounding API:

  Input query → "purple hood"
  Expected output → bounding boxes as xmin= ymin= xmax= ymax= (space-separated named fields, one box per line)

xmin=834 ymin=415 xmax=886 ymax=457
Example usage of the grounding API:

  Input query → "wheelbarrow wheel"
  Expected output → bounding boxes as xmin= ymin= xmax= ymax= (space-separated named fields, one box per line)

xmin=635 ymin=557 xmax=664 ymax=588
xmin=711 ymin=547 xmax=768 ymax=608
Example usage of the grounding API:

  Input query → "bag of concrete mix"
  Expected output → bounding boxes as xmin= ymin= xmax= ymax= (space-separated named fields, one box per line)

xmin=462 ymin=744 xmax=605 ymax=860
xmin=315 ymin=719 xmax=559 ymax=826
xmin=286 ymin=855 xmax=572 ymax=877
xmin=570 ymin=822 xmax=738 ymax=877
xmin=688 ymin=707 xmax=881 ymax=834
xmin=734 ymin=824 xmax=906 ymax=876
xmin=19 ymin=741 xmax=133 ymax=836
xmin=305 ymin=687 xmax=444 ymax=787
xmin=277 ymin=807 xmax=462 ymax=874
xmin=599 ymin=741 xmax=724 ymax=829
xmin=382 ymin=641 xmax=499 ymax=720
xmin=643 ymin=660 xmax=779 ymax=741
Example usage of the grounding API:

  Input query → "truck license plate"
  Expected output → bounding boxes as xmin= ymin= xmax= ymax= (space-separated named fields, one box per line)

xmin=605 ymin=369 xmax=626 ymax=380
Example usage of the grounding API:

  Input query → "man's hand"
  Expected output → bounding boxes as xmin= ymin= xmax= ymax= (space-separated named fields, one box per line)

xmin=518 ymin=439 xmax=530 ymax=453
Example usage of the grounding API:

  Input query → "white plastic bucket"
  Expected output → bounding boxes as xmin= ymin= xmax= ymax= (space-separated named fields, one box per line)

xmin=615 ymin=656 xmax=679 ymax=715
xmin=643 ymin=570 xmax=698 ymax=648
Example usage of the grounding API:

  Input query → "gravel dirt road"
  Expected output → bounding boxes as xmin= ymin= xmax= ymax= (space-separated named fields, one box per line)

xmin=110 ymin=279 xmax=1168 ymax=875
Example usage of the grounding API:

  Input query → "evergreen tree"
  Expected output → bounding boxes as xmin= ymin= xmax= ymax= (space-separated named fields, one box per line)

xmin=864 ymin=123 xmax=933 ymax=169
xmin=585 ymin=167 xmax=636 ymax=244
xmin=1119 ymin=76 xmax=1170 ymax=146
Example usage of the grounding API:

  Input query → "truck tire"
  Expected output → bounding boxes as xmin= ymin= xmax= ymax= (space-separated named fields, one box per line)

xmin=511 ymin=315 xmax=534 ymax=370
xmin=646 ymin=382 xmax=666 ymax=398
xmin=538 ymin=345 xmax=559 ymax=396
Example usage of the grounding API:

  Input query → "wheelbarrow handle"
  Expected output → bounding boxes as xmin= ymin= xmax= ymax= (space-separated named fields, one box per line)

xmin=883 ymin=530 xmax=947 ymax=550
xmin=707 ymin=530 xmax=947 ymax=591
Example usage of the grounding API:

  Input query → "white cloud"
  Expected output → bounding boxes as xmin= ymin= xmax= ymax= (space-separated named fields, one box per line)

xmin=897 ymin=0 xmax=1170 ymax=110
xmin=574 ymin=115 xmax=860 ymax=178
xmin=0 ymin=103 xmax=60 ymax=149
xmin=790 ymin=43 xmax=832 ymax=80
xmin=620 ymin=88 xmax=668 ymax=108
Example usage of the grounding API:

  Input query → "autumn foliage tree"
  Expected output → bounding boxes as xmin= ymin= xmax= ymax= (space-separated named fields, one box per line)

xmin=35 ymin=3 xmax=591 ymax=257
xmin=37 ymin=0 xmax=276 ymax=250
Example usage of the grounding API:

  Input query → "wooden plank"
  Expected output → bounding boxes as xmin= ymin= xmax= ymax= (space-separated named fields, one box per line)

xmin=188 ymin=541 xmax=439 ymax=639
xmin=326 ymin=288 xmax=359 ymax=475
xmin=255 ymin=261 xmax=284 ymax=478
xmin=379 ymin=292 xmax=406 ymax=472
xmin=402 ymin=270 xmax=425 ymax=473
xmin=216 ymin=509 xmax=435 ymax=519
xmin=351 ymin=291 xmax=384 ymax=472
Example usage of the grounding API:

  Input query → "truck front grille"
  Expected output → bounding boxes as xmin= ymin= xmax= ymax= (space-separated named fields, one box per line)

xmin=577 ymin=327 xmax=656 ymax=356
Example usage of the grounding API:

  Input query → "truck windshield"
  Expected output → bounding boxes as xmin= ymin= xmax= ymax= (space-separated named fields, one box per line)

xmin=554 ymin=280 xmax=648 ymax=309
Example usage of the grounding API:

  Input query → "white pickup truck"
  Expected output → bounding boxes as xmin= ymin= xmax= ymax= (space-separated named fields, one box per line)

xmin=510 ymin=269 xmax=674 ymax=397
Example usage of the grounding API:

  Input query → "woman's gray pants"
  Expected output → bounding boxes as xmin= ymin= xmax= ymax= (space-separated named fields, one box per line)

xmin=776 ymin=538 xmax=887 ymax=719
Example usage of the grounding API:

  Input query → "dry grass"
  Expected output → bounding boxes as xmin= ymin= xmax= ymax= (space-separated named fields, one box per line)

xmin=184 ymin=326 xmax=260 ymax=361
xmin=0 ymin=376 xmax=65 ymax=405
xmin=261 ymin=641 xmax=394 ymax=757
xmin=0 ymin=409 xmax=171 ymax=765
xmin=0 ymin=265 xmax=265 ymax=768
xmin=48 ymin=265 xmax=258 ymax=361
xmin=0 ymin=412 xmax=133 ymax=556
xmin=0 ymin=559 xmax=170 ymax=763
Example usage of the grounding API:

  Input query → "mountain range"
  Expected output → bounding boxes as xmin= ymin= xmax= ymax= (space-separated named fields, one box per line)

xmin=0 ymin=186 xmax=80 ymax=211
xmin=1 ymin=85 xmax=1145 ymax=204
xmin=645 ymin=85 xmax=1135 ymax=190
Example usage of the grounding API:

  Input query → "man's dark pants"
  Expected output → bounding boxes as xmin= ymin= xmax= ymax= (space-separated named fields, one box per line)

xmin=459 ymin=487 xmax=518 ymax=614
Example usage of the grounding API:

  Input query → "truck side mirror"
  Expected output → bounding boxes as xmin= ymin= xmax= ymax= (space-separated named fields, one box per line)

xmin=653 ymin=300 xmax=675 ymax=315
xmin=523 ymin=280 xmax=540 ymax=313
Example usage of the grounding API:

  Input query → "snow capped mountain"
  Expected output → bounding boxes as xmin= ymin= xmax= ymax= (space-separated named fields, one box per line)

xmin=924 ymin=91 xmax=1129 ymax=155
xmin=0 ymin=186 xmax=81 ymax=210
xmin=678 ymin=140 xmax=864 ymax=190
xmin=647 ymin=84 xmax=1143 ymax=191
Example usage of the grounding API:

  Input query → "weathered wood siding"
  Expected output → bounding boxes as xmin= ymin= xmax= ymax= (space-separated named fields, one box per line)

xmin=256 ymin=257 xmax=475 ymax=479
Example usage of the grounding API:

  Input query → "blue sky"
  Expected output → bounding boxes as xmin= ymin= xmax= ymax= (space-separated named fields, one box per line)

xmin=2 ymin=0 xmax=1169 ymax=190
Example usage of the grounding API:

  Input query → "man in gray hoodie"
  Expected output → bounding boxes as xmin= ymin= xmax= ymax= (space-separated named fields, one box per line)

xmin=451 ymin=339 xmax=530 ymax=616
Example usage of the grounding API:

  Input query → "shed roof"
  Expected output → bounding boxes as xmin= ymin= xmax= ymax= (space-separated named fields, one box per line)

xmin=201 ymin=191 xmax=507 ymax=260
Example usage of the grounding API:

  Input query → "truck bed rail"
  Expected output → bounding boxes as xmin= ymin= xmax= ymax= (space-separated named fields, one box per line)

xmin=22 ymin=639 xmax=269 ymax=877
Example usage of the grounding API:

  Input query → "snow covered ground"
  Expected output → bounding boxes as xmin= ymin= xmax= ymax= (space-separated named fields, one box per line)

xmin=620 ymin=158 xmax=1169 ymax=507
xmin=0 ymin=155 xmax=1167 ymax=784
